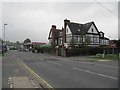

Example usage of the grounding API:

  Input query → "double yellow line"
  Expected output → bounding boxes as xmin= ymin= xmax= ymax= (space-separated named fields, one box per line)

xmin=14 ymin=55 xmax=54 ymax=90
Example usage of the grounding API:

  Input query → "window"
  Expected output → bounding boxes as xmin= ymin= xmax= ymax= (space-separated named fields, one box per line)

xmin=91 ymin=28 xmax=94 ymax=32
xmin=67 ymin=29 xmax=68 ymax=33
xmin=78 ymin=29 xmax=81 ymax=32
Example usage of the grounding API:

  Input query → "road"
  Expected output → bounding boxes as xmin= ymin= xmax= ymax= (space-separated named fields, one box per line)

xmin=3 ymin=50 xmax=118 ymax=88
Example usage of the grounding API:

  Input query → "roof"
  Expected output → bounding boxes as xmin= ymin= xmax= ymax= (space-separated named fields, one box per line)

xmin=100 ymin=37 xmax=109 ymax=40
xmin=68 ymin=21 xmax=98 ymax=35
xmin=104 ymin=37 xmax=109 ymax=40
xmin=48 ymin=28 xmax=62 ymax=39
xmin=32 ymin=42 xmax=46 ymax=45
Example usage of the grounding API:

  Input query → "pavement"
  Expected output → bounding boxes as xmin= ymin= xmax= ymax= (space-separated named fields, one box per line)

xmin=0 ymin=55 xmax=2 ymax=89
xmin=2 ymin=51 xmax=43 ymax=88
xmin=8 ymin=76 xmax=35 ymax=88
xmin=43 ymin=53 xmax=118 ymax=62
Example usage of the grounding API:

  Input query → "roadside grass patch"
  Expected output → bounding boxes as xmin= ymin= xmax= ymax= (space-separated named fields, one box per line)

xmin=89 ymin=54 xmax=119 ymax=60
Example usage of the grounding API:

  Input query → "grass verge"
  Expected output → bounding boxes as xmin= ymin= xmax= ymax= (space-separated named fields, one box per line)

xmin=89 ymin=54 xmax=119 ymax=61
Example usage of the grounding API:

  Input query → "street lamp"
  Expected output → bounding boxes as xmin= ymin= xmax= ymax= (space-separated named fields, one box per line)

xmin=4 ymin=24 xmax=7 ymax=44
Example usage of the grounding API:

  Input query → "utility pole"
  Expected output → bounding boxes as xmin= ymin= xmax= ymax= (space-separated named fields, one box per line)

xmin=3 ymin=24 xmax=7 ymax=53
xmin=4 ymin=24 xmax=7 ymax=43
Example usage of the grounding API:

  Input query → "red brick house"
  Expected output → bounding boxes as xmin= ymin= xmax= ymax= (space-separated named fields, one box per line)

xmin=48 ymin=19 xmax=109 ymax=56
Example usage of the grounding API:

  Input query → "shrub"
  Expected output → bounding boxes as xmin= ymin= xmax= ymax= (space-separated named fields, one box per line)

xmin=32 ymin=45 xmax=52 ymax=53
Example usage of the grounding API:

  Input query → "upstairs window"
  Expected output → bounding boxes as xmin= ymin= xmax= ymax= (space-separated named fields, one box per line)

xmin=67 ymin=29 xmax=68 ymax=33
xmin=91 ymin=28 xmax=94 ymax=32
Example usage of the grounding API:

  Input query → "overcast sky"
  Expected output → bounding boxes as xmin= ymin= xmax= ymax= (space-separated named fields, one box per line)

xmin=0 ymin=1 xmax=118 ymax=43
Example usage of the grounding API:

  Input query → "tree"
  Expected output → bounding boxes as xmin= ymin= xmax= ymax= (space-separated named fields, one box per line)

xmin=24 ymin=38 xmax=31 ymax=44
xmin=116 ymin=39 xmax=120 ymax=48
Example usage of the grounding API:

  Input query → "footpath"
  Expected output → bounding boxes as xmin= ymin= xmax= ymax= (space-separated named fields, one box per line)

xmin=42 ymin=53 xmax=112 ymax=62
xmin=2 ymin=52 xmax=41 ymax=88
xmin=0 ymin=55 xmax=2 ymax=89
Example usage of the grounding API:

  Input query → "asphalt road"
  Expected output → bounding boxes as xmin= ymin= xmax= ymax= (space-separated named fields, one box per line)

xmin=3 ymin=50 xmax=118 ymax=88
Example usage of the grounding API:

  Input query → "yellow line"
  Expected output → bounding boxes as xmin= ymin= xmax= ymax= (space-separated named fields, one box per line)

xmin=15 ymin=56 xmax=54 ymax=90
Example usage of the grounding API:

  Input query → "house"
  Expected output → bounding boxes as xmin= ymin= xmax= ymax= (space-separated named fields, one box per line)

xmin=0 ymin=37 xmax=2 ymax=54
xmin=48 ymin=19 xmax=110 ymax=56
xmin=99 ymin=31 xmax=109 ymax=46
xmin=48 ymin=25 xmax=62 ymax=48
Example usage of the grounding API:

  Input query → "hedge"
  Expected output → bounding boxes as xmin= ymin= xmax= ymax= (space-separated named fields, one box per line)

xmin=32 ymin=45 xmax=52 ymax=53
xmin=67 ymin=47 xmax=103 ymax=56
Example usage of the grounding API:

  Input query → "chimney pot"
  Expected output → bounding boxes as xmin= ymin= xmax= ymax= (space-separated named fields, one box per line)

xmin=64 ymin=19 xmax=70 ymax=23
xmin=52 ymin=25 xmax=56 ymax=28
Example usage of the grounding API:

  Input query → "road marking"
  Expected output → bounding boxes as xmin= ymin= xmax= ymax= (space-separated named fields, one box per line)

xmin=14 ymin=55 xmax=54 ymax=90
xmin=98 ymin=60 xmax=110 ymax=62
xmin=8 ymin=77 xmax=13 ymax=88
xmin=72 ymin=67 xmax=117 ymax=80
xmin=41 ymin=58 xmax=44 ymax=60
xmin=28 ymin=76 xmax=38 ymax=88
xmin=47 ymin=61 xmax=63 ymax=66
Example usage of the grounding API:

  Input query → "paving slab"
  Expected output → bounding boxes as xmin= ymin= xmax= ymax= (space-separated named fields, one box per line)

xmin=10 ymin=76 xmax=35 ymax=88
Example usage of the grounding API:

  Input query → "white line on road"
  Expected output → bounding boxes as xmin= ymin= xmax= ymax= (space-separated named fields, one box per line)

xmin=72 ymin=67 xmax=117 ymax=80
xmin=98 ymin=60 xmax=110 ymax=62
xmin=41 ymin=58 xmax=44 ymax=60
xmin=47 ymin=61 xmax=63 ymax=66
xmin=8 ymin=77 xmax=13 ymax=88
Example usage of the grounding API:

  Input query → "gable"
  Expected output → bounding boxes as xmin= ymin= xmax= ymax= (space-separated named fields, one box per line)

xmin=87 ymin=24 xmax=99 ymax=34
xmin=48 ymin=29 xmax=52 ymax=39
xmin=66 ymin=25 xmax=72 ymax=34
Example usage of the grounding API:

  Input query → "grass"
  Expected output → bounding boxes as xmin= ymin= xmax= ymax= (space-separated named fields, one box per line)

xmin=89 ymin=54 xmax=119 ymax=60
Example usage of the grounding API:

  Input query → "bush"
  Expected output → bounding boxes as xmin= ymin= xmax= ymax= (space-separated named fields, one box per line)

xmin=32 ymin=45 xmax=52 ymax=53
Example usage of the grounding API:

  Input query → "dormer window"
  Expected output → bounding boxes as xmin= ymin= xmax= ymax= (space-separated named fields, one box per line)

xmin=78 ymin=29 xmax=81 ymax=32
xmin=100 ymin=33 xmax=103 ymax=37
xmin=99 ymin=32 xmax=104 ymax=38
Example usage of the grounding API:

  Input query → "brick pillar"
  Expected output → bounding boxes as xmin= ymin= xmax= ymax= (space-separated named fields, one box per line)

xmin=62 ymin=19 xmax=70 ymax=57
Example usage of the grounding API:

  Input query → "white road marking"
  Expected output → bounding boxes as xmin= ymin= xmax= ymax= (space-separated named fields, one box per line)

xmin=28 ymin=76 xmax=38 ymax=88
xmin=41 ymin=58 xmax=44 ymax=60
xmin=8 ymin=77 xmax=13 ymax=88
xmin=47 ymin=61 xmax=63 ymax=66
xmin=98 ymin=60 xmax=110 ymax=62
xmin=72 ymin=67 xmax=117 ymax=80
xmin=97 ymin=74 xmax=117 ymax=80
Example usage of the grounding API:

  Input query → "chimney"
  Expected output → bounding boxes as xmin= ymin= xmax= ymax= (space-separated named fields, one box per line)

xmin=62 ymin=19 xmax=70 ymax=47
xmin=52 ymin=25 xmax=56 ymax=29
xmin=51 ymin=25 xmax=56 ymax=48
xmin=64 ymin=19 xmax=70 ymax=27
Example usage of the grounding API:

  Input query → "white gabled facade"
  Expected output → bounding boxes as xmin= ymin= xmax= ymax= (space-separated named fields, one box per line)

xmin=65 ymin=23 xmax=100 ymax=46
xmin=86 ymin=24 xmax=100 ymax=46
xmin=87 ymin=24 xmax=98 ymax=34
xmin=66 ymin=25 xmax=71 ymax=34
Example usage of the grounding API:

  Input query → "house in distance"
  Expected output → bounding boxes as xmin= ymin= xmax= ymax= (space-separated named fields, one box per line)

xmin=48 ymin=19 xmax=109 ymax=57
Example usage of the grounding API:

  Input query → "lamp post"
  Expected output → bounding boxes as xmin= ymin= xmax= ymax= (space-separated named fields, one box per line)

xmin=4 ymin=24 xmax=7 ymax=44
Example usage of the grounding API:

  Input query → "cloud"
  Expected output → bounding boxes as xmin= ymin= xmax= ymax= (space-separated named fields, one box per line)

xmin=1 ymin=2 xmax=118 ymax=42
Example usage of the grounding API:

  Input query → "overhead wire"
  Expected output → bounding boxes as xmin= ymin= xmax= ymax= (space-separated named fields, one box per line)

xmin=94 ymin=0 xmax=118 ymax=18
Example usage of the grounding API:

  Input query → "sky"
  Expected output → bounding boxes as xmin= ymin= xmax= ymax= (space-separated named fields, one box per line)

xmin=0 ymin=0 xmax=119 ymax=43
